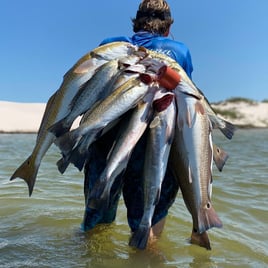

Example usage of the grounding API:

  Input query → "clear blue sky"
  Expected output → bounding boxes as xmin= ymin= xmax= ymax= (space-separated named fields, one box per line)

xmin=1 ymin=0 xmax=267 ymax=103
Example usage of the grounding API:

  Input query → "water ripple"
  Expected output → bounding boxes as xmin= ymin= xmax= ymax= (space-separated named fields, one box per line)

xmin=1 ymin=131 xmax=268 ymax=267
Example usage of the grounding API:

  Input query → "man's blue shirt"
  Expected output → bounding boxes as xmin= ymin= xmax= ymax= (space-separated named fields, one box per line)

xmin=100 ymin=31 xmax=193 ymax=79
xmin=83 ymin=31 xmax=193 ymax=231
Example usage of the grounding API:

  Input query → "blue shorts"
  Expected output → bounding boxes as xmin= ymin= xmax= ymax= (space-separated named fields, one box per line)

xmin=122 ymin=130 xmax=179 ymax=232
xmin=82 ymin=117 xmax=179 ymax=232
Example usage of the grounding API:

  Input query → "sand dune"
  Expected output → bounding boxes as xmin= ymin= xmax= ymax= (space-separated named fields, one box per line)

xmin=0 ymin=99 xmax=267 ymax=133
xmin=211 ymin=100 xmax=268 ymax=128
xmin=0 ymin=101 xmax=46 ymax=133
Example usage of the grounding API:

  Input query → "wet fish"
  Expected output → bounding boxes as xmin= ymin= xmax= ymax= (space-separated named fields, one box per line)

xmin=48 ymin=49 xmax=147 ymax=138
xmin=143 ymin=49 xmax=236 ymax=139
xmin=10 ymin=41 xmax=138 ymax=196
xmin=169 ymin=129 xmax=227 ymax=250
xmin=55 ymin=70 xmax=145 ymax=174
xmin=56 ymin=118 xmax=121 ymax=174
xmin=89 ymin=94 xmax=155 ymax=211
xmin=190 ymin=230 xmax=211 ymax=250
xmin=171 ymin=90 xmax=222 ymax=242
xmin=89 ymin=41 xmax=139 ymax=62
xmin=82 ymin=122 xmax=123 ymax=232
xmin=129 ymin=96 xmax=176 ymax=249
xmin=174 ymin=79 xmax=230 ymax=173
xmin=54 ymin=75 xmax=151 ymax=171
xmin=48 ymin=59 xmax=121 ymax=137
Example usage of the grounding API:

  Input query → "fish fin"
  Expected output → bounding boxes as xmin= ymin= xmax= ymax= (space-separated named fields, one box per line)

xmin=54 ymin=129 xmax=81 ymax=156
xmin=198 ymin=204 xmax=223 ymax=233
xmin=56 ymin=157 xmax=70 ymax=174
xmin=213 ymin=144 xmax=229 ymax=172
xmin=190 ymin=229 xmax=211 ymax=250
xmin=10 ymin=155 xmax=39 ymax=196
xmin=48 ymin=118 xmax=71 ymax=137
xmin=129 ymin=226 xmax=150 ymax=250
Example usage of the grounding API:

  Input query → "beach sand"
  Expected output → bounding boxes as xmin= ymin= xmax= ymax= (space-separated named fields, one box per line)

xmin=0 ymin=100 xmax=267 ymax=133
xmin=0 ymin=101 xmax=46 ymax=133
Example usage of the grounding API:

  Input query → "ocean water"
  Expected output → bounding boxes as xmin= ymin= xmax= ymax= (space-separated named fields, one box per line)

xmin=0 ymin=129 xmax=267 ymax=268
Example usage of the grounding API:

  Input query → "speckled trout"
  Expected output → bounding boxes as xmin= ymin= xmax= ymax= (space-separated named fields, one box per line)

xmin=88 ymin=94 xmax=155 ymax=211
xmin=10 ymin=42 xmax=138 ymax=195
xmin=54 ymin=76 xmax=151 ymax=171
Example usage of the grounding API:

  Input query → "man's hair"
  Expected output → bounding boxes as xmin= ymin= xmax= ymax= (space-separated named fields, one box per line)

xmin=132 ymin=0 xmax=174 ymax=35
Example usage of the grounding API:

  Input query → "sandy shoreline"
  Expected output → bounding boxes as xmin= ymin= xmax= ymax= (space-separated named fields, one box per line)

xmin=0 ymin=101 xmax=46 ymax=133
xmin=0 ymin=100 xmax=268 ymax=133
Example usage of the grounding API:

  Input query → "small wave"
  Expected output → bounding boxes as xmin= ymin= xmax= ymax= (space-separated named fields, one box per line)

xmin=0 ymin=238 xmax=9 ymax=249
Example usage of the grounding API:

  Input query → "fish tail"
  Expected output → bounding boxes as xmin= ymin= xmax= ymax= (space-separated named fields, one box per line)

xmin=68 ymin=132 xmax=99 ymax=171
xmin=48 ymin=118 xmax=71 ymax=137
xmin=56 ymin=157 xmax=70 ymax=174
xmin=190 ymin=229 xmax=211 ymax=250
xmin=198 ymin=204 xmax=223 ymax=233
xmin=219 ymin=119 xmax=237 ymax=140
xmin=69 ymin=152 xmax=87 ymax=171
xmin=129 ymin=226 xmax=150 ymax=250
xmin=68 ymin=145 xmax=89 ymax=171
xmin=10 ymin=156 xmax=39 ymax=196
xmin=210 ymin=116 xmax=237 ymax=140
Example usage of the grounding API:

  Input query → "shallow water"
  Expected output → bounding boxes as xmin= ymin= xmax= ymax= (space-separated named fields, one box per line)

xmin=0 ymin=129 xmax=267 ymax=268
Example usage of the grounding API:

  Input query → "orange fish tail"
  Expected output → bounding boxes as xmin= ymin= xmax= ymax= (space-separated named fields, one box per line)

xmin=190 ymin=229 xmax=211 ymax=250
xmin=198 ymin=204 xmax=223 ymax=233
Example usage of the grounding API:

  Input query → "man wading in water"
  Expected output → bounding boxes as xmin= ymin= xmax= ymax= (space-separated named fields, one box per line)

xmin=82 ymin=0 xmax=193 ymax=244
